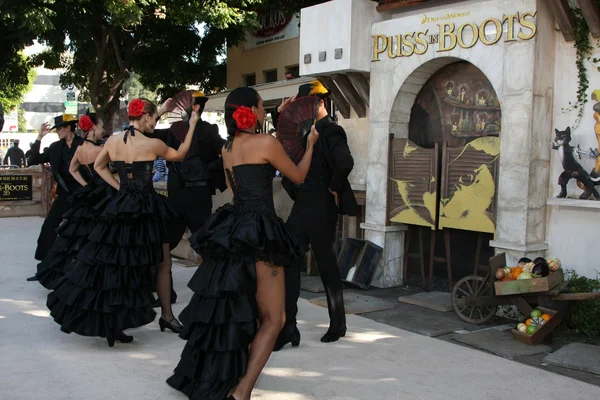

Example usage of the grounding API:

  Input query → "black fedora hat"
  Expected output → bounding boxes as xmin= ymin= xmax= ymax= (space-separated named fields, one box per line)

xmin=297 ymin=79 xmax=330 ymax=99
xmin=51 ymin=114 xmax=79 ymax=130
xmin=192 ymin=90 xmax=209 ymax=105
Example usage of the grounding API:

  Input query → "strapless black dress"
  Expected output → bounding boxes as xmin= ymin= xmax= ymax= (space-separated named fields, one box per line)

xmin=47 ymin=161 xmax=175 ymax=338
xmin=36 ymin=163 xmax=115 ymax=289
xmin=167 ymin=163 xmax=304 ymax=400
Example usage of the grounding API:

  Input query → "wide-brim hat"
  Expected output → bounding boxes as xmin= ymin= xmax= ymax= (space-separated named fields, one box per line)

xmin=192 ymin=90 xmax=209 ymax=105
xmin=51 ymin=114 xmax=78 ymax=130
xmin=297 ymin=79 xmax=330 ymax=99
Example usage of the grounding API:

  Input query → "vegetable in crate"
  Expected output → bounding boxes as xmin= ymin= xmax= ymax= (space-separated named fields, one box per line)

xmin=546 ymin=257 xmax=561 ymax=272
xmin=518 ymin=257 xmax=531 ymax=267
xmin=496 ymin=268 xmax=506 ymax=280
xmin=517 ymin=271 xmax=534 ymax=280
xmin=531 ymin=257 xmax=550 ymax=277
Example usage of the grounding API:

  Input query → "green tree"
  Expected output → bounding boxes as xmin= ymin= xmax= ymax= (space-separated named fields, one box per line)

xmin=17 ymin=108 xmax=28 ymax=133
xmin=0 ymin=53 xmax=37 ymax=111
xmin=122 ymin=72 xmax=158 ymax=102
xmin=32 ymin=0 xmax=265 ymax=132
xmin=0 ymin=1 xmax=52 ymax=96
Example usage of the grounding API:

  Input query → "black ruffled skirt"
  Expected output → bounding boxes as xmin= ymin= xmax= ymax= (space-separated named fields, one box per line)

xmin=36 ymin=182 xmax=114 ymax=289
xmin=166 ymin=204 xmax=304 ymax=400
xmin=46 ymin=190 xmax=175 ymax=338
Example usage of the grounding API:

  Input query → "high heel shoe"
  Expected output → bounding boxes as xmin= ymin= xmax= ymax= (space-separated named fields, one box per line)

xmin=320 ymin=325 xmax=347 ymax=343
xmin=273 ymin=325 xmax=300 ymax=351
xmin=159 ymin=317 xmax=183 ymax=334
xmin=106 ymin=331 xmax=134 ymax=347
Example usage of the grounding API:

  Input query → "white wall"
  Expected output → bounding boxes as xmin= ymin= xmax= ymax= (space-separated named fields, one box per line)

xmin=336 ymin=110 xmax=369 ymax=189
xmin=547 ymin=30 xmax=600 ymax=278
xmin=299 ymin=0 xmax=382 ymax=76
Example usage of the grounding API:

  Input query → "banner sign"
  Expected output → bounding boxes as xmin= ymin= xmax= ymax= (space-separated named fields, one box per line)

xmin=1 ymin=175 xmax=33 ymax=201
xmin=244 ymin=11 xmax=299 ymax=50
xmin=372 ymin=11 xmax=537 ymax=61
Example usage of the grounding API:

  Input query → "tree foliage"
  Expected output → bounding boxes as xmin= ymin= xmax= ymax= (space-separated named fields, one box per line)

xmin=0 ymin=53 xmax=37 ymax=111
xmin=2 ymin=0 xmax=330 ymax=132
xmin=30 ymin=0 xmax=266 ymax=131
xmin=0 ymin=1 xmax=51 ymax=111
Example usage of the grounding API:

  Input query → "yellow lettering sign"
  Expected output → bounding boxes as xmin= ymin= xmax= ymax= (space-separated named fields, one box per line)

xmin=372 ymin=11 xmax=537 ymax=62
xmin=372 ymin=34 xmax=388 ymax=62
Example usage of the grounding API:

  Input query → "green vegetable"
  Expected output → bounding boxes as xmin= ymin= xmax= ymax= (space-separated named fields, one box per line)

xmin=526 ymin=325 xmax=537 ymax=335
xmin=517 ymin=272 xmax=534 ymax=280
xmin=530 ymin=309 xmax=542 ymax=318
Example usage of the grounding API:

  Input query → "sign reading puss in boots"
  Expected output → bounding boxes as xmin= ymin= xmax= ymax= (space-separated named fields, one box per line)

xmin=372 ymin=11 xmax=537 ymax=61
xmin=1 ymin=175 xmax=33 ymax=201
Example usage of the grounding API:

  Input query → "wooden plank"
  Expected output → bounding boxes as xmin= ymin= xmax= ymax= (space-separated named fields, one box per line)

xmin=552 ymin=292 xmax=600 ymax=301
xmin=332 ymin=74 xmax=367 ymax=118
xmin=548 ymin=0 xmax=577 ymax=42
xmin=346 ymin=72 xmax=370 ymax=107
xmin=316 ymin=75 xmax=351 ymax=119
xmin=577 ymin=0 xmax=600 ymax=38
xmin=376 ymin=0 xmax=428 ymax=12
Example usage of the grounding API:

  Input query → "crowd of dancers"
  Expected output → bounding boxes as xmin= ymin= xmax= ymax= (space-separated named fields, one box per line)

xmin=26 ymin=81 xmax=356 ymax=400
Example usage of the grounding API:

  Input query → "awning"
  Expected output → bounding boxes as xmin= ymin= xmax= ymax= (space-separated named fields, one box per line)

xmin=203 ymin=76 xmax=313 ymax=112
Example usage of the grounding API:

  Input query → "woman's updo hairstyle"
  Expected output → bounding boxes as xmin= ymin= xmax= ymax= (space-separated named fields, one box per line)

xmin=128 ymin=98 xmax=158 ymax=121
xmin=224 ymin=87 xmax=260 ymax=146
xmin=78 ymin=113 xmax=99 ymax=133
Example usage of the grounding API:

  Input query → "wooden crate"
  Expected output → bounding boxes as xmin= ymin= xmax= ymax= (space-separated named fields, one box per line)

xmin=494 ymin=269 xmax=564 ymax=296
xmin=511 ymin=307 xmax=561 ymax=346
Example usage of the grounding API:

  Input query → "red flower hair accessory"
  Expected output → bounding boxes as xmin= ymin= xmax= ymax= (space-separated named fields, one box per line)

xmin=128 ymin=98 xmax=145 ymax=117
xmin=232 ymin=106 xmax=257 ymax=130
xmin=78 ymin=115 xmax=94 ymax=132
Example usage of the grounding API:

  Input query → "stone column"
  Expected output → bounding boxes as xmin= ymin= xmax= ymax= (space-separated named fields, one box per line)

xmin=490 ymin=1 xmax=555 ymax=265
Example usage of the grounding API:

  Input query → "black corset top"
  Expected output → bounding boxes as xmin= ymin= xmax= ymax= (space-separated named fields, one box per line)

xmin=113 ymin=161 xmax=154 ymax=193
xmin=227 ymin=163 xmax=276 ymax=215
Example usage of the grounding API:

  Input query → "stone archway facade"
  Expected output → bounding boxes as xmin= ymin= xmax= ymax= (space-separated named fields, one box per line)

xmin=363 ymin=0 xmax=556 ymax=288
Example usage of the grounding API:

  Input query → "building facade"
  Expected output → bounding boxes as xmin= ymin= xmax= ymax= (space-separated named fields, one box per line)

xmin=298 ymin=0 xmax=600 ymax=284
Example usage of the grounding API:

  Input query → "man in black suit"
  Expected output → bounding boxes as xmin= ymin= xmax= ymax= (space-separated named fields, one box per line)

xmin=273 ymin=80 xmax=357 ymax=349
xmin=4 ymin=139 xmax=26 ymax=167
xmin=27 ymin=114 xmax=83 ymax=280
xmin=153 ymin=92 xmax=226 ymax=305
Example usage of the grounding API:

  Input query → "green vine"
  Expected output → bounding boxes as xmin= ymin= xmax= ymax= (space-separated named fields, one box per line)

xmin=561 ymin=8 xmax=593 ymax=131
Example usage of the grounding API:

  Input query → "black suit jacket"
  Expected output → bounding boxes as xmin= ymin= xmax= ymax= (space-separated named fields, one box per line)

xmin=276 ymin=113 xmax=358 ymax=216
xmin=27 ymin=136 xmax=83 ymax=195
xmin=154 ymin=121 xmax=226 ymax=194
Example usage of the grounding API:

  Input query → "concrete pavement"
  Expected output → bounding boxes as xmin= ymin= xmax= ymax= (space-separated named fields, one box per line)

xmin=1 ymin=216 xmax=599 ymax=400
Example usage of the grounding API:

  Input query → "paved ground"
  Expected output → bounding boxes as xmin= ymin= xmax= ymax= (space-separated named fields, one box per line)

xmin=2 ymin=216 xmax=600 ymax=399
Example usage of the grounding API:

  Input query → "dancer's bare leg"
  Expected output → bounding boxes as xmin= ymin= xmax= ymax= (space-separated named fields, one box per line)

xmin=157 ymin=243 xmax=174 ymax=320
xmin=230 ymin=261 xmax=285 ymax=400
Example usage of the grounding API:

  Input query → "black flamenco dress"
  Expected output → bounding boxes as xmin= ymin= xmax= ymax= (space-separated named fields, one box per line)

xmin=47 ymin=160 xmax=176 ymax=339
xmin=167 ymin=163 xmax=304 ymax=400
xmin=36 ymin=160 xmax=115 ymax=289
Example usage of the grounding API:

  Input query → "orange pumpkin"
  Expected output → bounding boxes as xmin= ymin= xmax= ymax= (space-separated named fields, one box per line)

xmin=541 ymin=314 xmax=551 ymax=321
xmin=525 ymin=318 xmax=533 ymax=326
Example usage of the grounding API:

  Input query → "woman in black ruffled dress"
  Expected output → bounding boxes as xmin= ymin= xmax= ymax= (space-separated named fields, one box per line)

xmin=167 ymin=87 xmax=319 ymax=400
xmin=47 ymin=98 xmax=198 ymax=347
xmin=35 ymin=114 xmax=114 ymax=289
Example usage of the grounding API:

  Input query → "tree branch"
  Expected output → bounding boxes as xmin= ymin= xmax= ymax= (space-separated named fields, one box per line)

xmin=109 ymin=28 xmax=126 ymax=73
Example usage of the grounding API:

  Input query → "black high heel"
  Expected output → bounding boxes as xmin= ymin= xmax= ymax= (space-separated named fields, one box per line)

xmin=159 ymin=317 xmax=183 ymax=334
xmin=320 ymin=325 xmax=347 ymax=343
xmin=273 ymin=325 xmax=300 ymax=351
xmin=106 ymin=331 xmax=134 ymax=347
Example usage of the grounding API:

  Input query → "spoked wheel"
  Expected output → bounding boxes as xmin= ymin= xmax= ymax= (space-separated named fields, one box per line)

xmin=452 ymin=275 xmax=496 ymax=324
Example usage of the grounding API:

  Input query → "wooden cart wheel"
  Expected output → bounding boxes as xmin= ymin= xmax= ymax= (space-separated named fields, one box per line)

xmin=452 ymin=275 xmax=496 ymax=324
